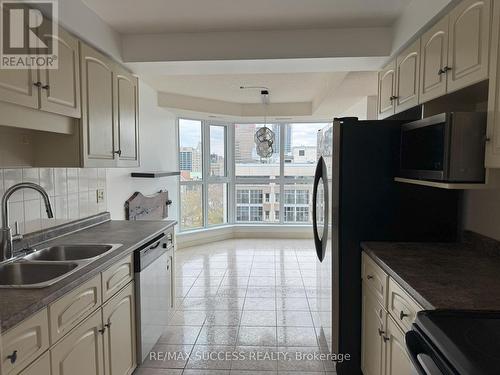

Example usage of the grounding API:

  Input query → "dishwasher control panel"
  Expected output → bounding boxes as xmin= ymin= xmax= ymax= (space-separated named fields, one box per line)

xmin=134 ymin=228 xmax=174 ymax=272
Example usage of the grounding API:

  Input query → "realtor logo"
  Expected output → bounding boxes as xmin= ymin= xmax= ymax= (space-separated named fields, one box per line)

xmin=1 ymin=0 xmax=58 ymax=69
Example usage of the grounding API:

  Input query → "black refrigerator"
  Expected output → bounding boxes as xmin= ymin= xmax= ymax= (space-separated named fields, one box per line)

xmin=312 ymin=118 xmax=459 ymax=375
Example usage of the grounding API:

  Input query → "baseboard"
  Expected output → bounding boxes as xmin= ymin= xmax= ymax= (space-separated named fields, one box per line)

xmin=176 ymin=224 xmax=313 ymax=249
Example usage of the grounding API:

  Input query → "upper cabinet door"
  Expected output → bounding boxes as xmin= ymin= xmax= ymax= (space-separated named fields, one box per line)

xmin=80 ymin=43 xmax=116 ymax=167
xmin=420 ymin=16 xmax=449 ymax=103
xmin=447 ymin=0 xmax=491 ymax=93
xmin=40 ymin=27 xmax=81 ymax=118
xmin=395 ymin=39 xmax=421 ymax=112
xmin=114 ymin=65 xmax=139 ymax=167
xmin=378 ymin=60 xmax=396 ymax=119
xmin=0 ymin=65 xmax=38 ymax=108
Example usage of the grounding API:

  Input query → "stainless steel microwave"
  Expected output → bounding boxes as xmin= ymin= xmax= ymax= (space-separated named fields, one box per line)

xmin=400 ymin=112 xmax=486 ymax=182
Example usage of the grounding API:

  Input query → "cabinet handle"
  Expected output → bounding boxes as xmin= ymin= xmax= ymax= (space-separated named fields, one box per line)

xmin=98 ymin=327 xmax=106 ymax=334
xmin=366 ymin=274 xmax=374 ymax=280
xmin=7 ymin=350 xmax=17 ymax=364
xmin=485 ymin=136 xmax=491 ymax=142
xmin=438 ymin=66 xmax=452 ymax=75
xmin=33 ymin=81 xmax=42 ymax=87
xmin=389 ymin=95 xmax=399 ymax=101
xmin=383 ymin=335 xmax=390 ymax=342
xmin=400 ymin=311 xmax=409 ymax=320
xmin=104 ymin=322 xmax=112 ymax=328
xmin=378 ymin=328 xmax=385 ymax=336
xmin=41 ymin=84 xmax=49 ymax=90
xmin=113 ymin=149 xmax=122 ymax=157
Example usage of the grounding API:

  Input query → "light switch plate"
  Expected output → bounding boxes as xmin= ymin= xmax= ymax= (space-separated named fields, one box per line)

xmin=96 ymin=189 xmax=105 ymax=203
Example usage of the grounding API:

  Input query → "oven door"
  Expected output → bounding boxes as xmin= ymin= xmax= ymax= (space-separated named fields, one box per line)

xmin=405 ymin=330 xmax=454 ymax=375
xmin=400 ymin=113 xmax=450 ymax=181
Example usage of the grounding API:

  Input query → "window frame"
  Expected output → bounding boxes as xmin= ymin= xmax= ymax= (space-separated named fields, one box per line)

xmin=178 ymin=118 xmax=231 ymax=232
xmin=178 ymin=119 xmax=329 ymax=231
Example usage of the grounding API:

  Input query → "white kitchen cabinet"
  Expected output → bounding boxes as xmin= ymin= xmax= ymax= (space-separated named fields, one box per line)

xmin=395 ymin=39 xmax=421 ymax=113
xmin=48 ymin=274 xmax=102 ymax=344
xmin=0 ymin=66 xmax=39 ymax=109
xmin=0 ymin=26 xmax=80 ymax=118
xmin=114 ymin=66 xmax=139 ymax=167
xmin=50 ymin=309 xmax=104 ymax=375
xmin=420 ymin=16 xmax=449 ymax=103
xmin=19 ymin=352 xmax=51 ymax=375
xmin=361 ymin=287 xmax=386 ymax=375
xmin=102 ymin=282 xmax=136 ymax=375
xmin=80 ymin=43 xmax=117 ymax=167
xmin=447 ymin=0 xmax=491 ymax=93
xmin=486 ymin=0 xmax=500 ymax=167
xmin=1 ymin=308 xmax=49 ymax=375
xmin=377 ymin=60 xmax=396 ymax=119
xmin=39 ymin=27 xmax=81 ymax=118
xmin=384 ymin=316 xmax=412 ymax=375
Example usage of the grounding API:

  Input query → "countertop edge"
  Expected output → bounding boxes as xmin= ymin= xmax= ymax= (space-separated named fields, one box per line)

xmin=361 ymin=242 xmax=435 ymax=311
xmin=1 ymin=220 xmax=176 ymax=332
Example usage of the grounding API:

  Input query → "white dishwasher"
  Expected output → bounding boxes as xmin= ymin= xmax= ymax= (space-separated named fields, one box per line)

xmin=134 ymin=229 xmax=175 ymax=363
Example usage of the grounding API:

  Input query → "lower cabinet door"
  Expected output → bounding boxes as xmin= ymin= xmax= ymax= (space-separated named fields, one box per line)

xmin=102 ymin=282 xmax=136 ymax=375
xmin=50 ymin=309 xmax=104 ymax=375
xmin=384 ymin=316 xmax=412 ymax=375
xmin=361 ymin=287 xmax=385 ymax=375
xmin=19 ymin=352 xmax=50 ymax=375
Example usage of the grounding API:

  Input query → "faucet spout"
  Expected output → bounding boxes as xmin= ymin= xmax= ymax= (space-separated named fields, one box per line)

xmin=1 ymin=182 xmax=54 ymax=262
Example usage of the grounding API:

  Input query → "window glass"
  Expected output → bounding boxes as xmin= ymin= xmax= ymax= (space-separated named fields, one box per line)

xmin=284 ymin=184 xmax=313 ymax=223
xmin=235 ymin=123 xmax=280 ymax=179
xmin=208 ymin=183 xmax=227 ymax=225
xmin=209 ymin=126 xmax=226 ymax=177
xmin=180 ymin=184 xmax=203 ymax=229
xmin=284 ymin=123 xmax=328 ymax=177
xmin=179 ymin=119 xmax=202 ymax=181
xmin=235 ymin=183 xmax=279 ymax=223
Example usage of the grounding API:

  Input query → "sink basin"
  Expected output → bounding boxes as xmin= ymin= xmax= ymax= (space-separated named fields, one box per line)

xmin=0 ymin=262 xmax=79 ymax=288
xmin=24 ymin=244 xmax=120 ymax=262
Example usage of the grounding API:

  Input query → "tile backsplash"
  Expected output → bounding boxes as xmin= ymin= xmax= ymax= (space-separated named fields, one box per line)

xmin=0 ymin=168 xmax=107 ymax=234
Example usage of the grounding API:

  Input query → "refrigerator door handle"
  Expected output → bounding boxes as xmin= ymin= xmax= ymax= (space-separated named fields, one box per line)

xmin=312 ymin=156 xmax=328 ymax=262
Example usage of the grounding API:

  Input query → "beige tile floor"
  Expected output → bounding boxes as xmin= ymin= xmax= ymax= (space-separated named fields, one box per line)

xmin=134 ymin=238 xmax=335 ymax=375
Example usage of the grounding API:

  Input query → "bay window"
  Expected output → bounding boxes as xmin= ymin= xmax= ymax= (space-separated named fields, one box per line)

xmin=178 ymin=118 xmax=328 ymax=231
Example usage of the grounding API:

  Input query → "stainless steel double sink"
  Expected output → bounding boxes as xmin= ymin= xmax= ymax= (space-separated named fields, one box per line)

xmin=0 ymin=244 xmax=122 ymax=288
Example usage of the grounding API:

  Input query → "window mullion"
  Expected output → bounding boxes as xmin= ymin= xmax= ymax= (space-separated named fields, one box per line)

xmin=279 ymin=123 xmax=285 ymax=225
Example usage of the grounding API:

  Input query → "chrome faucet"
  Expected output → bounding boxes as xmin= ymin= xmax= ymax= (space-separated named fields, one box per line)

xmin=1 ymin=182 xmax=54 ymax=262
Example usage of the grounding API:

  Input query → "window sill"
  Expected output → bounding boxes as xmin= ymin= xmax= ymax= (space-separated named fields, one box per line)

xmin=176 ymin=223 xmax=313 ymax=248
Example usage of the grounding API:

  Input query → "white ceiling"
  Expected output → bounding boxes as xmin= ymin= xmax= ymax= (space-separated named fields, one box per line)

xmin=82 ymin=0 xmax=412 ymax=34
xmin=143 ymin=72 xmax=347 ymax=104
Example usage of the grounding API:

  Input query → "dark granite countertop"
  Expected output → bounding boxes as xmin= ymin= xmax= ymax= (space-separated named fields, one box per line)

xmin=361 ymin=232 xmax=500 ymax=311
xmin=0 ymin=218 xmax=176 ymax=331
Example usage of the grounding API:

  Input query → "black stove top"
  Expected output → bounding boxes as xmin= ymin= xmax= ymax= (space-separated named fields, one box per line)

xmin=412 ymin=310 xmax=500 ymax=375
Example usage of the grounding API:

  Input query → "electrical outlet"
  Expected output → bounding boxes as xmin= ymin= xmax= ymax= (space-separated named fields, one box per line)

xmin=96 ymin=189 xmax=105 ymax=203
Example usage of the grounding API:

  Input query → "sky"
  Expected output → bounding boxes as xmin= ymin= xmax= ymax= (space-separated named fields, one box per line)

xmin=179 ymin=119 xmax=329 ymax=154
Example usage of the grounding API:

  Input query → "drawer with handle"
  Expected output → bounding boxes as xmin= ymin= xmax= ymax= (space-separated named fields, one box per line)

xmin=388 ymin=278 xmax=423 ymax=332
xmin=101 ymin=254 xmax=133 ymax=302
xmin=48 ymin=274 xmax=102 ymax=344
xmin=362 ymin=252 xmax=388 ymax=307
xmin=1 ymin=308 xmax=49 ymax=375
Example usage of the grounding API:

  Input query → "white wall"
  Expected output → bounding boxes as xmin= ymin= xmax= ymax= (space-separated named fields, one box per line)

xmin=106 ymin=81 xmax=179 ymax=222
xmin=463 ymin=189 xmax=500 ymax=241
